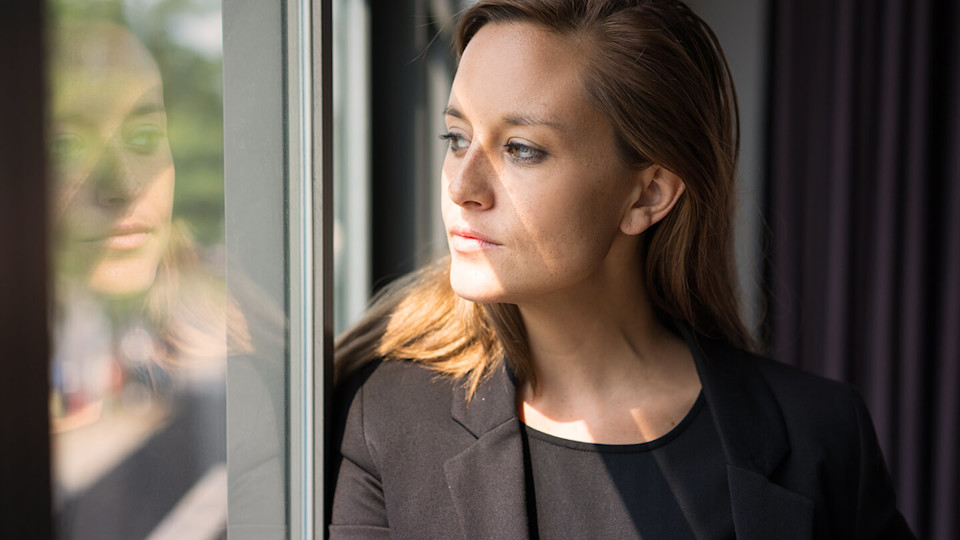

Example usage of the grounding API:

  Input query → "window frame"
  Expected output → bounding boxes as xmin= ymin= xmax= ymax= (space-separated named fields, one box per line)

xmin=0 ymin=2 xmax=52 ymax=536
xmin=222 ymin=0 xmax=333 ymax=537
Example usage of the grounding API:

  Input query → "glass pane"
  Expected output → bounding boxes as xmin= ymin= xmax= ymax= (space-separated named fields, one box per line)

xmin=47 ymin=1 xmax=228 ymax=538
xmin=332 ymin=0 xmax=371 ymax=335
xmin=220 ymin=0 xmax=301 ymax=536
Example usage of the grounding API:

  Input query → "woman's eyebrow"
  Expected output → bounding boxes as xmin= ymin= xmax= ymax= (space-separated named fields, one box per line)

xmin=443 ymin=105 xmax=464 ymax=119
xmin=128 ymin=103 xmax=166 ymax=117
xmin=503 ymin=113 xmax=562 ymax=130
xmin=53 ymin=98 xmax=165 ymax=127
xmin=444 ymin=106 xmax=562 ymax=130
xmin=127 ymin=85 xmax=167 ymax=117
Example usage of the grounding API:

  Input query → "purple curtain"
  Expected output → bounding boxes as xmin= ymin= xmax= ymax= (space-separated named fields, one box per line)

xmin=765 ymin=0 xmax=960 ymax=537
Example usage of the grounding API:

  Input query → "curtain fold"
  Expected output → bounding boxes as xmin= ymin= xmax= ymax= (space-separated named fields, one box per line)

xmin=765 ymin=1 xmax=959 ymax=537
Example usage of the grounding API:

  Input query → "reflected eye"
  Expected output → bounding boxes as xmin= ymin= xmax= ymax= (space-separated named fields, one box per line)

xmin=440 ymin=131 xmax=470 ymax=155
xmin=50 ymin=133 xmax=86 ymax=162
xmin=125 ymin=125 xmax=166 ymax=155
xmin=505 ymin=141 xmax=546 ymax=164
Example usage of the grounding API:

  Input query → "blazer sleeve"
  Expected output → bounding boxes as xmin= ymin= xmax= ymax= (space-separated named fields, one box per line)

xmin=329 ymin=369 xmax=391 ymax=540
xmin=850 ymin=390 xmax=916 ymax=540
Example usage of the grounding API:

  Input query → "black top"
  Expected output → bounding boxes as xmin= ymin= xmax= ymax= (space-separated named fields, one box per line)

xmin=521 ymin=393 xmax=735 ymax=540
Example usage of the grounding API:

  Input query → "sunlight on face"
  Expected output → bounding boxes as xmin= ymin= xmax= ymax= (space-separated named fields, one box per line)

xmin=441 ymin=22 xmax=639 ymax=305
xmin=51 ymin=23 xmax=175 ymax=297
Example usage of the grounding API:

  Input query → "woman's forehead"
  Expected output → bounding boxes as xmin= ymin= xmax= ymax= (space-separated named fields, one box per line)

xmin=53 ymin=22 xmax=159 ymax=75
xmin=450 ymin=22 xmax=591 ymax=124
xmin=51 ymin=23 xmax=164 ymax=123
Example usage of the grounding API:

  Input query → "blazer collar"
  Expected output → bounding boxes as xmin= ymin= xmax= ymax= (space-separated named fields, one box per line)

xmin=445 ymin=361 xmax=530 ymax=539
xmin=449 ymin=360 xmax=517 ymax=438
xmin=675 ymin=323 xmax=790 ymax=476
xmin=444 ymin=328 xmax=814 ymax=540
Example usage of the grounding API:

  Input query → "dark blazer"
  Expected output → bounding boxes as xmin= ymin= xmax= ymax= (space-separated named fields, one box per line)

xmin=329 ymin=326 xmax=915 ymax=539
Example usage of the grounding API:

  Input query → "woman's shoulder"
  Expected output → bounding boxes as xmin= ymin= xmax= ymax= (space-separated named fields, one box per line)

xmin=699 ymin=335 xmax=858 ymax=400
xmin=335 ymin=358 xmax=456 ymax=410
xmin=752 ymin=351 xmax=865 ymax=415
xmin=701 ymin=340 xmax=913 ymax=538
xmin=698 ymin=337 xmax=875 ymax=446
xmin=743 ymin=349 xmax=854 ymax=399
xmin=331 ymin=357 xmax=484 ymax=496
xmin=332 ymin=358 xmax=465 ymax=446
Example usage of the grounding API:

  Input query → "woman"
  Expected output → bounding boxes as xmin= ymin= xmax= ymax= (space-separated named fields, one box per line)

xmin=331 ymin=1 xmax=914 ymax=538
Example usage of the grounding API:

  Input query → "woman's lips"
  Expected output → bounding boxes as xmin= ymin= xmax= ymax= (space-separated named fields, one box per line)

xmin=448 ymin=226 xmax=501 ymax=253
xmin=80 ymin=223 xmax=153 ymax=251
xmin=101 ymin=231 xmax=151 ymax=250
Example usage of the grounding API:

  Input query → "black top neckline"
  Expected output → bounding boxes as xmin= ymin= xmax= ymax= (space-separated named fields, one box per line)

xmin=520 ymin=390 xmax=705 ymax=454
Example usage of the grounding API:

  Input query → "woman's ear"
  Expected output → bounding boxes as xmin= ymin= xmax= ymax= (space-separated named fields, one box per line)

xmin=620 ymin=165 xmax=686 ymax=236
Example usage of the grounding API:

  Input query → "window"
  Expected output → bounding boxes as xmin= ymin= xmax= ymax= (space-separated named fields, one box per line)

xmin=47 ymin=1 xmax=229 ymax=538
xmin=42 ymin=0 xmax=333 ymax=538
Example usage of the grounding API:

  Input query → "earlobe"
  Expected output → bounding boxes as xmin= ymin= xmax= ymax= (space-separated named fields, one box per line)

xmin=619 ymin=165 xmax=686 ymax=236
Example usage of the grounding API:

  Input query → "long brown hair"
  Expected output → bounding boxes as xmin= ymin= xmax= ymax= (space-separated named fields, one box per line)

xmin=336 ymin=0 xmax=751 ymax=397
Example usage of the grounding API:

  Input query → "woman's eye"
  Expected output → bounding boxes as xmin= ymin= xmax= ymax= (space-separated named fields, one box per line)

xmin=125 ymin=125 xmax=165 ymax=155
xmin=440 ymin=132 xmax=470 ymax=154
xmin=505 ymin=141 xmax=546 ymax=164
xmin=50 ymin=133 xmax=86 ymax=162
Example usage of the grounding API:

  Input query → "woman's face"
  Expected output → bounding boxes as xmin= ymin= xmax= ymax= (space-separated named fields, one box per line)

xmin=51 ymin=24 xmax=175 ymax=297
xmin=442 ymin=22 xmax=639 ymax=305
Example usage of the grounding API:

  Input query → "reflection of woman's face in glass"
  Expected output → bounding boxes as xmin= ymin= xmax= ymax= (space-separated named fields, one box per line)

xmin=51 ymin=24 xmax=174 ymax=297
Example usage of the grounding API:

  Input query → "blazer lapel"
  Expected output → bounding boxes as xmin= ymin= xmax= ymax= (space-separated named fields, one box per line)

xmin=727 ymin=465 xmax=814 ymax=539
xmin=679 ymin=325 xmax=815 ymax=540
xmin=444 ymin=363 xmax=530 ymax=540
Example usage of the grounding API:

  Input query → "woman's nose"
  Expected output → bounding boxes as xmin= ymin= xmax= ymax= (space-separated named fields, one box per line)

xmin=446 ymin=144 xmax=495 ymax=210
xmin=93 ymin=141 xmax=141 ymax=206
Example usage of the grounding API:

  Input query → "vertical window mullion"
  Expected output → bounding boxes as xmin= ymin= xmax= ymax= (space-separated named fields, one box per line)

xmin=314 ymin=0 xmax=335 ymax=534
xmin=0 ymin=2 xmax=52 ymax=537
xmin=285 ymin=0 xmax=317 ymax=536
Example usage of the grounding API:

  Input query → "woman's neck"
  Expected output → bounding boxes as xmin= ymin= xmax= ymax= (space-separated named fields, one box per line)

xmin=515 ymin=250 xmax=700 ymax=444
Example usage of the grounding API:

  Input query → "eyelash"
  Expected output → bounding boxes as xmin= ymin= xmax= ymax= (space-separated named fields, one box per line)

xmin=504 ymin=141 xmax=547 ymax=164
xmin=440 ymin=132 xmax=548 ymax=165
xmin=125 ymin=125 xmax=166 ymax=155
xmin=439 ymin=132 xmax=469 ymax=154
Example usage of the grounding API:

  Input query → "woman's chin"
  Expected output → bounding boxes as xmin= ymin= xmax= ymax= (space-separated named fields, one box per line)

xmin=87 ymin=259 xmax=161 ymax=298
xmin=449 ymin=270 xmax=510 ymax=305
